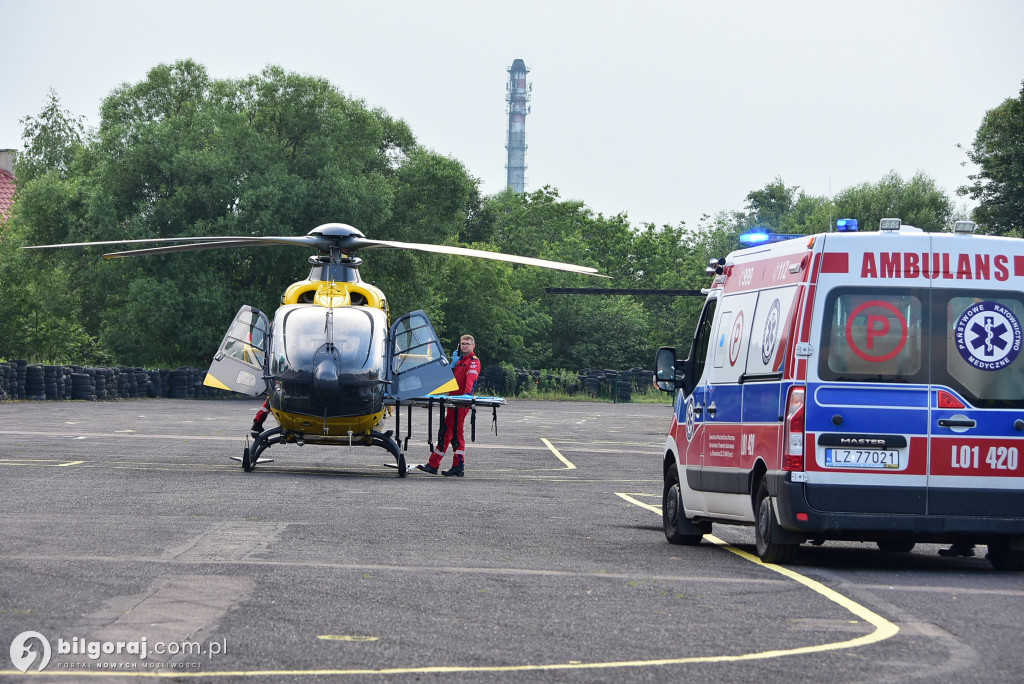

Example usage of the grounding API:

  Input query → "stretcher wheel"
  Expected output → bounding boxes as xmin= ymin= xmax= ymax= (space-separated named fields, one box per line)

xmin=397 ymin=452 xmax=407 ymax=478
xmin=242 ymin=447 xmax=255 ymax=472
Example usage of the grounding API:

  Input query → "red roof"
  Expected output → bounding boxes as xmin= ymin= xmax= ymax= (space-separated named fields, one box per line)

xmin=0 ymin=168 xmax=14 ymax=221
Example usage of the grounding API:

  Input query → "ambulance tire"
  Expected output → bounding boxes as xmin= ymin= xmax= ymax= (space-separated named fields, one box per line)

xmin=663 ymin=464 xmax=704 ymax=545
xmin=876 ymin=540 xmax=916 ymax=553
xmin=987 ymin=540 xmax=1024 ymax=571
xmin=755 ymin=480 xmax=798 ymax=564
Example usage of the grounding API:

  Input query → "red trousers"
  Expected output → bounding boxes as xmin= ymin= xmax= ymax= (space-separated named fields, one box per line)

xmin=427 ymin=406 xmax=469 ymax=468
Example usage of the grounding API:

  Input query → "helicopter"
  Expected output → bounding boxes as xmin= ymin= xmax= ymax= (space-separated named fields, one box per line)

xmin=25 ymin=223 xmax=604 ymax=476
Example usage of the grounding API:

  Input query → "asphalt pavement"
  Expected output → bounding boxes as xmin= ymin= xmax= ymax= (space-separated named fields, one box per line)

xmin=1 ymin=398 xmax=1022 ymax=682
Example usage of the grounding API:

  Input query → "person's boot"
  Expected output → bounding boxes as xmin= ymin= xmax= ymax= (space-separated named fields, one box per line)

xmin=938 ymin=543 xmax=975 ymax=557
xmin=442 ymin=464 xmax=464 ymax=477
xmin=416 ymin=464 xmax=438 ymax=474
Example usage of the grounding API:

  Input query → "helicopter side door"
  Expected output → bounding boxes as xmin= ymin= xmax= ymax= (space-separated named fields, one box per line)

xmin=204 ymin=305 xmax=270 ymax=396
xmin=388 ymin=310 xmax=459 ymax=400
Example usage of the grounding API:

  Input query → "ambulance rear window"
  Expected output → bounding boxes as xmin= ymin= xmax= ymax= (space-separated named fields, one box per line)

xmin=938 ymin=293 xmax=1024 ymax=407
xmin=819 ymin=287 xmax=1024 ymax=407
xmin=819 ymin=290 xmax=924 ymax=383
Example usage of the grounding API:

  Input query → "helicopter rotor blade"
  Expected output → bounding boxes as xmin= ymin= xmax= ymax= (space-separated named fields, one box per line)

xmin=24 ymin=235 xmax=327 ymax=256
xmin=351 ymin=239 xmax=608 ymax=276
xmin=24 ymin=226 xmax=605 ymax=276
xmin=100 ymin=239 xmax=291 ymax=259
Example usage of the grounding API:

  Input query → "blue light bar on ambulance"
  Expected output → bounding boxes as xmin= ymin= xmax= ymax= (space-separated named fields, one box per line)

xmin=835 ymin=218 xmax=858 ymax=232
xmin=739 ymin=230 xmax=771 ymax=245
xmin=739 ymin=231 xmax=803 ymax=246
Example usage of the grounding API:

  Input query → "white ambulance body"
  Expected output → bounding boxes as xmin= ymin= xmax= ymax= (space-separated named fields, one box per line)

xmin=654 ymin=220 xmax=1024 ymax=569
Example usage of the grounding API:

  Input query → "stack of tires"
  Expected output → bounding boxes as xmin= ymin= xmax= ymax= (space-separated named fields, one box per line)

xmin=134 ymin=368 xmax=148 ymax=398
xmin=14 ymin=360 xmax=27 ymax=400
xmin=43 ymin=365 xmax=65 ymax=400
xmin=480 ymin=366 xmax=505 ymax=394
xmin=24 ymin=365 xmax=45 ymax=400
xmin=70 ymin=371 xmax=95 ymax=400
xmin=0 ymin=363 xmax=10 ymax=400
xmin=581 ymin=371 xmax=602 ymax=396
xmin=167 ymin=368 xmax=189 ymax=399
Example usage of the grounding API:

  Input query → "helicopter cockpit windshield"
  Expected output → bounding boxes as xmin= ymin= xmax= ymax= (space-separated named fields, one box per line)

xmin=271 ymin=305 xmax=386 ymax=377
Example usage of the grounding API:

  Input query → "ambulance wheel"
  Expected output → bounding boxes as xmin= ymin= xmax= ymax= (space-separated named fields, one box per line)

xmin=987 ymin=540 xmax=1024 ymax=571
xmin=663 ymin=464 xmax=703 ymax=545
xmin=755 ymin=480 xmax=797 ymax=564
xmin=876 ymin=540 xmax=916 ymax=553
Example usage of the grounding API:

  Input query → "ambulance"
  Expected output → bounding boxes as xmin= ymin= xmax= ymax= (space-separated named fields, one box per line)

xmin=654 ymin=218 xmax=1024 ymax=570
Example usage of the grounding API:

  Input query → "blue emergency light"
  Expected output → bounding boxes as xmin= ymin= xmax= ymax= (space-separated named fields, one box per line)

xmin=835 ymin=218 xmax=859 ymax=232
xmin=738 ymin=230 xmax=803 ymax=246
xmin=739 ymin=231 xmax=771 ymax=245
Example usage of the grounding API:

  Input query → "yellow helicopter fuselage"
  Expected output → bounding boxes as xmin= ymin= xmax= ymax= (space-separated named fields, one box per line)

xmin=271 ymin=278 xmax=392 ymax=438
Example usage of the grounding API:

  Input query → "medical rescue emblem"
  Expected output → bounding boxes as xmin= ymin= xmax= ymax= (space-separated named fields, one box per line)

xmin=761 ymin=298 xmax=781 ymax=366
xmin=954 ymin=301 xmax=1022 ymax=371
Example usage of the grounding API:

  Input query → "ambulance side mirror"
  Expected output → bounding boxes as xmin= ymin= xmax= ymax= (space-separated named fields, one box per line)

xmin=654 ymin=347 xmax=679 ymax=393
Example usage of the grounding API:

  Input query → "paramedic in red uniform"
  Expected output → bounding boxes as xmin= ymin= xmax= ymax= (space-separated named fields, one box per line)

xmin=417 ymin=335 xmax=481 ymax=477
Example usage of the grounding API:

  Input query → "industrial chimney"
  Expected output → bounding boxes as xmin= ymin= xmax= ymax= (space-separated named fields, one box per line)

xmin=505 ymin=59 xmax=531 ymax=193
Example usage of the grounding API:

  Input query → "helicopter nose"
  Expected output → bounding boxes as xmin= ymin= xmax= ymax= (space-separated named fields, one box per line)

xmin=313 ymin=359 xmax=340 ymax=394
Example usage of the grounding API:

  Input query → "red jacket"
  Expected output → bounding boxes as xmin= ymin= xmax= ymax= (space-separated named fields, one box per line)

xmin=452 ymin=352 xmax=481 ymax=395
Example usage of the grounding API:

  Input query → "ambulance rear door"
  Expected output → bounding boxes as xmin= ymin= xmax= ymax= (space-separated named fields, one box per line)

xmin=926 ymin=234 xmax=1024 ymax=519
xmin=807 ymin=231 xmax=933 ymax=516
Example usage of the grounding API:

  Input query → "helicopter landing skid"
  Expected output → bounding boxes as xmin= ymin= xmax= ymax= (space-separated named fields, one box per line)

xmin=371 ymin=430 xmax=407 ymax=478
xmin=236 ymin=426 xmax=407 ymax=478
xmin=236 ymin=426 xmax=284 ymax=472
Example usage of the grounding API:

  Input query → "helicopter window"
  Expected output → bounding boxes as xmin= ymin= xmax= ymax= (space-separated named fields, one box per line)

xmin=221 ymin=308 xmax=268 ymax=369
xmin=392 ymin=313 xmax=441 ymax=373
xmin=272 ymin=305 xmax=385 ymax=374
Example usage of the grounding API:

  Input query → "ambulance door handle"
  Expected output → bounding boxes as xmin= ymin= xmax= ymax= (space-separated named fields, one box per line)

xmin=706 ymin=402 xmax=717 ymax=419
xmin=938 ymin=418 xmax=976 ymax=429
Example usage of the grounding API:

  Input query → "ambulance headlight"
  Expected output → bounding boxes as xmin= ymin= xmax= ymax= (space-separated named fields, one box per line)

xmin=879 ymin=218 xmax=902 ymax=231
xmin=835 ymin=218 xmax=858 ymax=232
xmin=954 ymin=221 xmax=977 ymax=234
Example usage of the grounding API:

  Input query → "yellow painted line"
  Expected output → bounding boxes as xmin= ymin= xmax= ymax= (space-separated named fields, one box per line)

xmin=56 ymin=460 xmax=85 ymax=467
xmin=541 ymin=437 xmax=576 ymax=470
xmin=616 ymin=492 xmax=900 ymax=651
xmin=616 ymin=492 xmax=660 ymax=513
xmin=0 ymin=499 xmax=900 ymax=679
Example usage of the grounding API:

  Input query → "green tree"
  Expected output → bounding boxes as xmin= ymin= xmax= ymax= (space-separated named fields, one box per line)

xmin=745 ymin=177 xmax=800 ymax=230
xmin=834 ymin=170 xmax=953 ymax=232
xmin=8 ymin=60 xmax=476 ymax=367
xmin=958 ymin=81 xmax=1024 ymax=236
xmin=15 ymin=88 xmax=88 ymax=182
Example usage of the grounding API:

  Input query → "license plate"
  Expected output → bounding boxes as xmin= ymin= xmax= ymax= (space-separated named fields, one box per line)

xmin=824 ymin=448 xmax=903 ymax=469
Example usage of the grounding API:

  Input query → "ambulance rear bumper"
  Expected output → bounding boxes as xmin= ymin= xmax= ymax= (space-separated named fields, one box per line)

xmin=773 ymin=475 xmax=1024 ymax=543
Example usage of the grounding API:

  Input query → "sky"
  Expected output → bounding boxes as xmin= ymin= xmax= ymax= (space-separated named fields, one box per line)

xmin=2 ymin=0 xmax=1023 ymax=231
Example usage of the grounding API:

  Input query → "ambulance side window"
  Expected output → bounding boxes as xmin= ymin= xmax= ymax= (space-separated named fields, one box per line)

xmin=687 ymin=297 xmax=718 ymax=391
xmin=819 ymin=288 xmax=924 ymax=383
